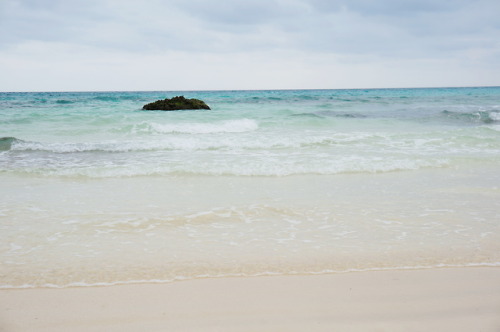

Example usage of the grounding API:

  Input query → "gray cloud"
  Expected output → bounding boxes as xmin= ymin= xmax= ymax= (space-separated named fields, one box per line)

xmin=307 ymin=0 xmax=466 ymax=16
xmin=170 ymin=0 xmax=302 ymax=26
xmin=0 ymin=0 xmax=104 ymax=45
xmin=1 ymin=0 xmax=499 ymax=91
xmin=2 ymin=0 xmax=499 ymax=56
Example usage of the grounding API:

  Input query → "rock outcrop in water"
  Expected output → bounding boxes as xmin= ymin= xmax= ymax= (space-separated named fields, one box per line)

xmin=142 ymin=96 xmax=210 ymax=111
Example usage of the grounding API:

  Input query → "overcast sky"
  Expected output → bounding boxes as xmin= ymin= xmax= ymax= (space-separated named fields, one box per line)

xmin=1 ymin=0 xmax=499 ymax=91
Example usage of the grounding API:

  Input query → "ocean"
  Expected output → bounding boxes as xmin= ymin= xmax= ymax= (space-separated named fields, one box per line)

xmin=1 ymin=87 xmax=499 ymax=288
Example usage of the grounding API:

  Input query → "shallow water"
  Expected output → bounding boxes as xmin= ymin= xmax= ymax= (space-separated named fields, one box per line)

xmin=1 ymin=88 xmax=499 ymax=288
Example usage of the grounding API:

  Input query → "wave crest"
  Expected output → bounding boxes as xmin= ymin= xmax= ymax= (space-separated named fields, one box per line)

xmin=133 ymin=119 xmax=259 ymax=134
xmin=441 ymin=110 xmax=500 ymax=124
xmin=0 ymin=137 xmax=22 ymax=151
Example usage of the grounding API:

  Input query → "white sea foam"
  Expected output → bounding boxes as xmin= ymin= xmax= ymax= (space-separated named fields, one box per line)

xmin=7 ymin=129 xmax=496 ymax=156
xmin=10 ymin=156 xmax=449 ymax=178
xmin=488 ymin=125 xmax=500 ymax=131
xmin=143 ymin=118 xmax=259 ymax=134
xmin=489 ymin=111 xmax=500 ymax=121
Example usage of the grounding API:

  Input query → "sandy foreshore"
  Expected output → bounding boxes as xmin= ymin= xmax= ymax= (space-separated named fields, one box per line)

xmin=1 ymin=267 xmax=499 ymax=332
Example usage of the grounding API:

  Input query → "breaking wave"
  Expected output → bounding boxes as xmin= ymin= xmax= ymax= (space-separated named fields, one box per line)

xmin=440 ymin=110 xmax=500 ymax=124
xmin=143 ymin=118 xmax=259 ymax=134
xmin=0 ymin=137 xmax=22 ymax=151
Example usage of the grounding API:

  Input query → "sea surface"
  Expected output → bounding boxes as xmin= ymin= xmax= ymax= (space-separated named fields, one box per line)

xmin=1 ymin=87 xmax=499 ymax=288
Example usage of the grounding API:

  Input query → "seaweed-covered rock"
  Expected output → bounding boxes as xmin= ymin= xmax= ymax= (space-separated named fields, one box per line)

xmin=142 ymin=96 xmax=210 ymax=111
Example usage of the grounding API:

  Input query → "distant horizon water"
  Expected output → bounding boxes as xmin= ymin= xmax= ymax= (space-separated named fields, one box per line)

xmin=1 ymin=87 xmax=499 ymax=288
xmin=2 ymin=84 xmax=500 ymax=94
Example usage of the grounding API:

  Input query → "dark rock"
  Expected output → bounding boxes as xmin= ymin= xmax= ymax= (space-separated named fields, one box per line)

xmin=142 ymin=96 xmax=210 ymax=111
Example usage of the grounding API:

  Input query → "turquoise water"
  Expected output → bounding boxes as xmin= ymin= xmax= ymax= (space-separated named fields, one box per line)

xmin=1 ymin=87 xmax=500 ymax=288
xmin=1 ymin=88 xmax=500 ymax=177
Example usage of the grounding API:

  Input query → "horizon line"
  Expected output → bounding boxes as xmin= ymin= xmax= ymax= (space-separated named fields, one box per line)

xmin=1 ymin=85 xmax=499 ymax=94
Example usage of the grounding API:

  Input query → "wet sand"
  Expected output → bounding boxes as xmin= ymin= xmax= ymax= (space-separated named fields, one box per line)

xmin=1 ymin=267 xmax=499 ymax=332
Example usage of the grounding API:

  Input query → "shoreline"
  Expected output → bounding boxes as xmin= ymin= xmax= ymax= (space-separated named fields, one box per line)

xmin=1 ymin=267 xmax=499 ymax=331
xmin=2 ymin=262 xmax=500 ymax=290
xmin=2 ymin=85 xmax=500 ymax=94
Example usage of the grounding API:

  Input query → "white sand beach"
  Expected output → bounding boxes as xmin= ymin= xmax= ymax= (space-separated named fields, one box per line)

xmin=1 ymin=267 xmax=499 ymax=332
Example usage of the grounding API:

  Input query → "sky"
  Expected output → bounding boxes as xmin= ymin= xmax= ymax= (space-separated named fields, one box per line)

xmin=1 ymin=0 xmax=499 ymax=91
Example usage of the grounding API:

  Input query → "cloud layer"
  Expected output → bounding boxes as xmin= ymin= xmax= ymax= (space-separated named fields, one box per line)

xmin=1 ymin=0 xmax=499 ymax=91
